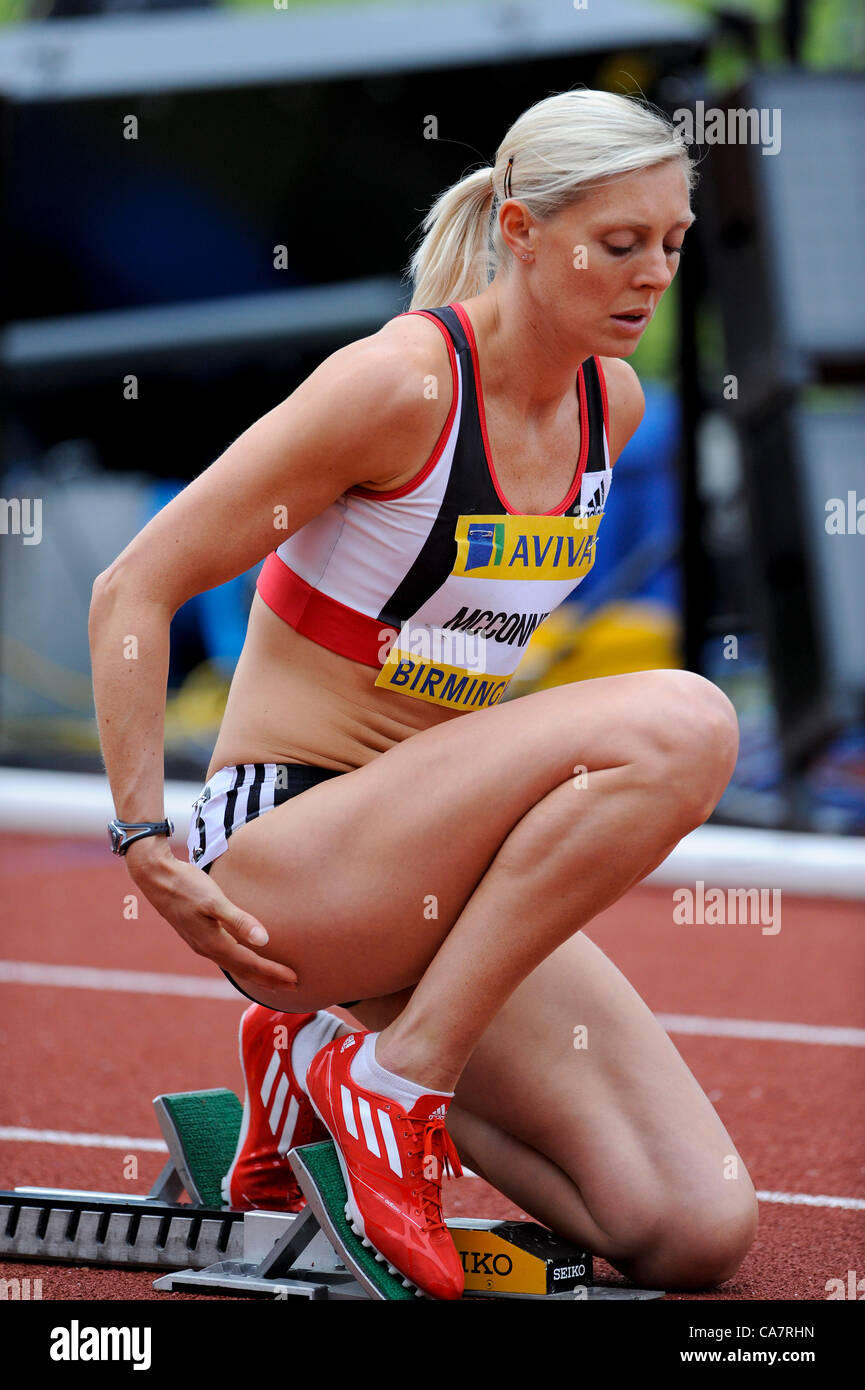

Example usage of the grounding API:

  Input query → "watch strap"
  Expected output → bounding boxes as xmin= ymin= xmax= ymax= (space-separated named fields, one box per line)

xmin=109 ymin=819 xmax=174 ymax=855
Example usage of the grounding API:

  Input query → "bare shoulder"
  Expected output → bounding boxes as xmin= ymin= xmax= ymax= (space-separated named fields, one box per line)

xmin=375 ymin=307 xmax=453 ymax=360
xmin=339 ymin=311 xmax=454 ymax=489
xmin=597 ymin=357 xmax=645 ymax=465
xmin=320 ymin=311 xmax=448 ymax=407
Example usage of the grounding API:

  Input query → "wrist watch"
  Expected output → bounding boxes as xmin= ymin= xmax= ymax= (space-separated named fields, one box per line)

xmin=108 ymin=818 xmax=174 ymax=856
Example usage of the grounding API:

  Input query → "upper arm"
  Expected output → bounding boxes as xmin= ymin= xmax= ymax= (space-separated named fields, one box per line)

xmin=97 ymin=321 xmax=447 ymax=613
xmin=598 ymin=357 xmax=645 ymax=465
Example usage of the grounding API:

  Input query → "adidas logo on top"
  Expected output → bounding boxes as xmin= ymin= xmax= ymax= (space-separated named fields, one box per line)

xmin=340 ymin=1035 xmax=358 ymax=1053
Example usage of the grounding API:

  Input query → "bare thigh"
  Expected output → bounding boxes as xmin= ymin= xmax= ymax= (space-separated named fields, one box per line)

xmin=446 ymin=930 xmax=758 ymax=1280
xmin=343 ymin=926 xmax=758 ymax=1287
xmin=208 ymin=669 xmax=726 ymax=1010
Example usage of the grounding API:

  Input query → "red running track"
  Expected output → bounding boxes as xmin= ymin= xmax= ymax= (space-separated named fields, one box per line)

xmin=1 ymin=832 xmax=863 ymax=1301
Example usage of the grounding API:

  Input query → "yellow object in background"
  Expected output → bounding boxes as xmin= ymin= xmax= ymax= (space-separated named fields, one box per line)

xmin=164 ymin=661 xmax=231 ymax=745
xmin=507 ymin=600 xmax=682 ymax=699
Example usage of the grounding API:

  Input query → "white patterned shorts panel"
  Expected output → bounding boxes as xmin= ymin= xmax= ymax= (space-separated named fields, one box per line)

xmin=188 ymin=761 xmax=345 ymax=872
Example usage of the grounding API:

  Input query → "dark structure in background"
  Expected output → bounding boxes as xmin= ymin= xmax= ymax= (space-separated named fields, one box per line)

xmin=0 ymin=0 xmax=709 ymax=476
xmin=671 ymin=68 xmax=865 ymax=826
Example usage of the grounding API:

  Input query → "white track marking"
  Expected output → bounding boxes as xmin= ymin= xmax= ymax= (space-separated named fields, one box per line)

xmin=656 ymin=1013 xmax=865 ymax=1047
xmin=0 ymin=1128 xmax=861 ymax=1211
xmin=755 ymin=1190 xmax=865 ymax=1211
xmin=0 ymin=1127 xmax=167 ymax=1151
xmin=0 ymin=961 xmax=236 ymax=998
xmin=3 ymin=962 xmax=864 ymax=1050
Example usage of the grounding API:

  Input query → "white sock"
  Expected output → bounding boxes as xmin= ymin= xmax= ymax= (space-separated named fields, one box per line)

xmin=291 ymin=1011 xmax=344 ymax=1097
xmin=349 ymin=1032 xmax=453 ymax=1109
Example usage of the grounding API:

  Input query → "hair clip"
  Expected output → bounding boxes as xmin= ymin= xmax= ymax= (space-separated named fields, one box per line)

xmin=504 ymin=156 xmax=514 ymax=199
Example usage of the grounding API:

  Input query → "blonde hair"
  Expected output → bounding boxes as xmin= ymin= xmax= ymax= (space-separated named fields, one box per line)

xmin=406 ymin=88 xmax=695 ymax=311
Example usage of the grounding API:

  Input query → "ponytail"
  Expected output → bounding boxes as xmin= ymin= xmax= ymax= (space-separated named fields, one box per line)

xmin=406 ymin=166 xmax=497 ymax=313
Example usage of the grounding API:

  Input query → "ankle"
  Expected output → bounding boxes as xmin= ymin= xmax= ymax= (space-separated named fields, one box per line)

xmin=374 ymin=1028 xmax=460 ymax=1095
xmin=291 ymin=1010 xmax=345 ymax=1094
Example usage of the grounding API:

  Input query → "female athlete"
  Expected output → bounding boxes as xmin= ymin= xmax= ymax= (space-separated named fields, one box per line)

xmin=90 ymin=89 xmax=758 ymax=1300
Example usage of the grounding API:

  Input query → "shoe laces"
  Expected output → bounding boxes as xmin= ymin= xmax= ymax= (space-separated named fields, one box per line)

xmin=403 ymin=1116 xmax=463 ymax=1230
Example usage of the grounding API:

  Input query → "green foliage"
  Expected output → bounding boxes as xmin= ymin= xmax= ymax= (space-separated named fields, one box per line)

xmin=629 ymin=278 xmax=678 ymax=383
xmin=665 ymin=0 xmax=864 ymax=69
xmin=0 ymin=0 xmax=29 ymax=24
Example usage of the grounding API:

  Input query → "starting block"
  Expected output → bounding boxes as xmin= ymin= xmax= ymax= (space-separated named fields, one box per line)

xmin=0 ymin=1088 xmax=663 ymax=1301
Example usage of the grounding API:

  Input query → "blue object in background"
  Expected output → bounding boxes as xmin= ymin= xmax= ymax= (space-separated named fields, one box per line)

xmin=149 ymin=481 xmax=256 ymax=682
xmin=12 ymin=113 xmax=282 ymax=314
xmin=570 ymin=380 xmax=682 ymax=612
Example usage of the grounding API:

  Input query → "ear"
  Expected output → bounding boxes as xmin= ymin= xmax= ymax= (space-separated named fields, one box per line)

xmin=498 ymin=199 xmax=535 ymax=261
xmin=597 ymin=358 xmax=645 ymax=465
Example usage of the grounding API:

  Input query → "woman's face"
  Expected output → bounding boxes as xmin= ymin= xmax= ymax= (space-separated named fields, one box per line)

xmin=513 ymin=159 xmax=694 ymax=356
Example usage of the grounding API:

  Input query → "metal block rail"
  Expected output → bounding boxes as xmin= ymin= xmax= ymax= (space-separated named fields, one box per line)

xmin=0 ymin=1190 xmax=244 ymax=1271
xmin=0 ymin=1087 xmax=664 ymax=1301
xmin=0 ymin=1089 xmax=247 ymax=1271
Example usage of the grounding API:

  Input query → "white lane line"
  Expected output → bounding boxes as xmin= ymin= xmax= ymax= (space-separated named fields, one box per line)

xmin=756 ymin=1190 xmax=865 ymax=1212
xmin=0 ymin=1127 xmax=167 ymax=1151
xmin=657 ymin=1013 xmax=865 ymax=1048
xmin=0 ymin=1129 xmax=861 ymax=1211
xmin=0 ymin=1124 xmax=479 ymax=1175
xmin=3 ymin=963 xmax=865 ymax=1050
xmin=4 ymin=767 xmax=865 ymax=898
xmin=0 ymin=960 xmax=235 ymax=999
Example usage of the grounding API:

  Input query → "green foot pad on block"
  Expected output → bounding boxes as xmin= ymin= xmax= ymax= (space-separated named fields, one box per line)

xmin=153 ymin=1090 xmax=242 ymax=1209
xmin=290 ymin=1142 xmax=417 ymax=1300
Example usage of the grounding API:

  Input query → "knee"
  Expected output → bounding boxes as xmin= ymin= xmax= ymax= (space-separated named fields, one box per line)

xmin=634 ymin=671 xmax=739 ymax=830
xmin=621 ymin=1185 xmax=759 ymax=1291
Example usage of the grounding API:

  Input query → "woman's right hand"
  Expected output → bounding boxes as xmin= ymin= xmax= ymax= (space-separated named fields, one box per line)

xmin=125 ymin=839 xmax=298 ymax=993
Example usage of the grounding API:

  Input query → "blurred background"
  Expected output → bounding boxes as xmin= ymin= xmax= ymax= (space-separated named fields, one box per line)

xmin=0 ymin=0 xmax=863 ymax=833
